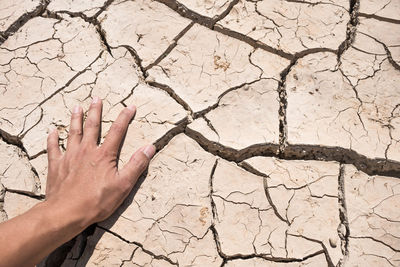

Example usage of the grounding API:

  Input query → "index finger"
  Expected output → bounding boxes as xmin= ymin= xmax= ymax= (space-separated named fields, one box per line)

xmin=101 ymin=105 xmax=136 ymax=156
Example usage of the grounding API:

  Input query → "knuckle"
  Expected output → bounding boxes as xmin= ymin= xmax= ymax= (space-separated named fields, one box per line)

xmin=132 ymin=153 xmax=149 ymax=171
xmin=101 ymin=148 xmax=118 ymax=159
xmin=85 ymin=119 xmax=100 ymax=129
xmin=69 ymin=128 xmax=83 ymax=137
xmin=111 ymin=121 xmax=126 ymax=134
xmin=70 ymin=113 xmax=81 ymax=120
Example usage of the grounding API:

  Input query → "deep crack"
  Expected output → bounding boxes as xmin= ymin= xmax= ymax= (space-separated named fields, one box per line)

xmin=337 ymin=164 xmax=350 ymax=267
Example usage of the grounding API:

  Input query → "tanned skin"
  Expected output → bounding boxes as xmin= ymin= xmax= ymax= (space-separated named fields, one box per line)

xmin=0 ymin=97 xmax=156 ymax=267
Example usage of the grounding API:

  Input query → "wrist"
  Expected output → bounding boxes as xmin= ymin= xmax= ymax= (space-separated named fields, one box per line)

xmin=38 ymin=199 xmax=90 ymax=237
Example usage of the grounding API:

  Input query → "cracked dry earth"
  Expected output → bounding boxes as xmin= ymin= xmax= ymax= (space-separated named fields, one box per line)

xmin=0 ymin=0 xmax=400 ymax=266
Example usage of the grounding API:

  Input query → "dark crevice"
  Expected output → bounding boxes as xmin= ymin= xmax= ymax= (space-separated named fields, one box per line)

xmin=223 ymin=248 xmax=325 ymax=263
xmin=184 ymin=127 xmax=400 ymax=178
xmin=147 ymin=81 xmax=193 ymax=114
xmin=337 ymin=0 xmax=360 ymax=62
xmin=0 ymin=129 xmax=25 ymax=151
xmin=153 ymin=117 xmax=190 ymax=152
xmin=277 ymin=63 xmax=290 ymax=154
xmin=282 ymin=144 xmax=400 ymax=178
xmin=0 ymin=128 xmax=44 ymax=174
xmin=118 ymin=44 xmax=148 ymax=79
xmin=185 ymin=126 xmax=280 ymax=162
xmin=277 ymin=48 xmax=337 ymax=155
xmin=337 ymin=164 xmax=350 ymax=267
xmin=208 ymin=160 xmax=228 ymax=265
xmin=0 ymin=0 xmax=51 ymax=46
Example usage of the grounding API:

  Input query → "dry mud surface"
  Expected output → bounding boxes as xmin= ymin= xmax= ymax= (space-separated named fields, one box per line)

xmin=1 ymin=0 xmax=400 ymax=266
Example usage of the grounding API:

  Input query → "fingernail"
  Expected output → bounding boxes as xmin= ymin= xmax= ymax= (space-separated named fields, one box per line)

xmin=92 ymin=96 xmax=100 ymax=104
xmin=143 ymin=145 xmax=156 ymax=159
xmin=73 ymin=105 xmax=80 ymax=114
xmin=127 ymin=104 xmax=136 ymax=111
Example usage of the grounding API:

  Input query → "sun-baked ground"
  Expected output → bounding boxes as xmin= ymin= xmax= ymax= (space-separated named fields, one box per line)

xmin=1 ymin=0 xmax=400 ymax=266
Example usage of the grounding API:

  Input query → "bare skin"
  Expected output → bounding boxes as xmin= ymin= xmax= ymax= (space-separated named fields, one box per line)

xmin=0 ymin=97 xmax=155 ymax=267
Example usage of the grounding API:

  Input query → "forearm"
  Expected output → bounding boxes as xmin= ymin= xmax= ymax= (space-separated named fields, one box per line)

xmin=0 ymin=200 xmax=87 ymax=267
xmin=0 ymin=102 xmax=153 ymax=266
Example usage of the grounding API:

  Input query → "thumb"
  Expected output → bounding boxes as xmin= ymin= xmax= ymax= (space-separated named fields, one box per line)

xmin=119 ymin=145 xmax=156 ymax=186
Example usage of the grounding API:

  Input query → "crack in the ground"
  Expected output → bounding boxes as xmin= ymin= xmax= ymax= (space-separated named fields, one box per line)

xmin=337 ymin=164 xmax=350 ymax=267
xmin=42 ymin=9 xmax=113 ymax=55
xmin=222 ymin=250 xmax=326 ymax=266
xmin=357 ymin=31 xmax=400 ymax=71
xmin=277 ymin=63 xmax=290 ymax=154
xmin=146 ymin=81 xmax=193 ymax=115
xmin=238 ymin=162 xmax=289 ymax=225
xmin=4 ymin=188 xmax=45 ymax=200
xmin=154 ymin=0 xmax=345 ymax=64
xmin=144 ymin=21 xmax=195 ymax=71
xmin=1 ymin=1 xmax=400 ymax=265
xmin=192 ymin=78 xmax=266 ymax=119
xmin=207 ymin=159 xmax=325 ymax=265
xmin=153 ymin=0 xmax=293 ymax=60
xmin=152 ymin=117 xmax=190 ymax=152
xmin=118 ymin=44 xmax=147 ymax=80
xmin=288 ymin=234 xmax=335 ymax=267
xmin=184 ymin=126 xmax=400 ymax=178
xmin=0 ymin=0 xmax=50 ymax=46
xmin=284 ymin=0 xmax=349 ymax=10
xmin=337 ymin=0 xmax=359 ymax=62
xmin=119 ymin=247 xmax=138 ymax=267
xmin=358 ymin=13 xmax=400 ymax=25
xmin=0 ymin=183 xmax=7 ymax=221
xmin=97 ymin=225 xmax=179 ymax=266
xmin=213 ymin=25 xmax=293 ymax=60
xmin=350 ymin=236 xmax=400 ymax=253
xmin=92 ymin=0 xmax=116 ymax=20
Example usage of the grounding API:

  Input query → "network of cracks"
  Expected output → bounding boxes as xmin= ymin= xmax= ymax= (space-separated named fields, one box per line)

xmin=0 ymin=0 xmax=399 ymax=266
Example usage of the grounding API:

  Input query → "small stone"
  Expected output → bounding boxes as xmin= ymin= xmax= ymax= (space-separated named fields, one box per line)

xmin=329 ymin=238 xmax=337 ymax=248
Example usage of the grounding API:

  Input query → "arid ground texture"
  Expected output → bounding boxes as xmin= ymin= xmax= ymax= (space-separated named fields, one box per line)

xmin=0 ymin=0 xmax=400 ymax=266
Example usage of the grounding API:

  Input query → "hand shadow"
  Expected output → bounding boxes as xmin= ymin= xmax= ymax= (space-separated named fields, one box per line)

xmin=38 ymin=172 xmax=148 ymax=267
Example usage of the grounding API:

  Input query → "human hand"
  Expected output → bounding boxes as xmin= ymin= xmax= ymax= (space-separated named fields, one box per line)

xmin=45 ymin=97 xmax=155 ymax=229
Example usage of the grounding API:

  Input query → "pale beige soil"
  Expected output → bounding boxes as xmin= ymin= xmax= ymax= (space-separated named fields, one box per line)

xmin=0 ymin=0 xmax=400 ymax=266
